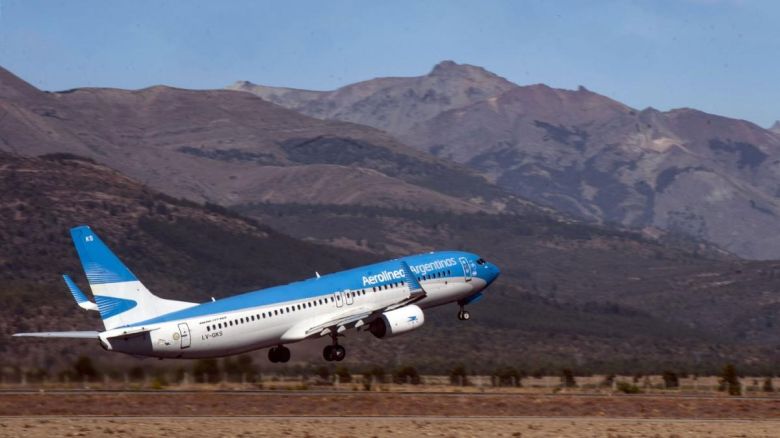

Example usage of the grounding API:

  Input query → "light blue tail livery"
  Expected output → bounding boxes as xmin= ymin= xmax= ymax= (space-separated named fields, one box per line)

xmin=70 ymin=226 xmax=137 ymax=285
xmin=69 ymin=225 xmax=196 ymax=330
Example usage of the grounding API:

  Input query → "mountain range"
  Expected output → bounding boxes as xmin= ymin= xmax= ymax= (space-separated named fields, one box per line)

xmin=231 ymin=61 xmax=780 ymax=260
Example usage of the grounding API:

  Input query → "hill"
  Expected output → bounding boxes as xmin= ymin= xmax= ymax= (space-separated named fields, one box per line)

xmin=0 ymin=66 xmax=524 ymax=214
xmin=231 ymin=61 xmax=780 ymax=260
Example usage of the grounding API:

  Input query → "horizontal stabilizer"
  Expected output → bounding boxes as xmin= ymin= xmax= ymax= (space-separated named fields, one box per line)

xmin=63 ymin=274 xmax=98 ymax=311
xmin=13 ymin=331 xmax=99 ymax=339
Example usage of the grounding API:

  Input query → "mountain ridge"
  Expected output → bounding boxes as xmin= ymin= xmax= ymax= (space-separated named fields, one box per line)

xmin=230 ymin=61 xmax=780 ymax=259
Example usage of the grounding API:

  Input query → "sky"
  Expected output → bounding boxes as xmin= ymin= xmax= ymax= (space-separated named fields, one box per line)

xmin=0 ymin=0 xmax=778 ymax=127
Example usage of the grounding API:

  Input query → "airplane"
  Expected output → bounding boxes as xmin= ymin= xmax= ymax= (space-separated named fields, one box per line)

xmin=14 ymin=225 xmax=500 ymax=362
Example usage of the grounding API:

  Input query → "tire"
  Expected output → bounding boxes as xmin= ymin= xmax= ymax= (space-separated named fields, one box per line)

xmin=333 ymin=345 xmax=346 ymax=362
xmin=323 ymin=345 xmax=334 ymax=361
xmin=268 ymin=348 xmax=278 ymax=363
xmin=278 ymin=346 xmax=291 ymax=363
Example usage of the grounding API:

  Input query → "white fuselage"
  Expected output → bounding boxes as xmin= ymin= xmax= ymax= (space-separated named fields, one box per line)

xmin=101 ymin=275 xmax=486 ymax=359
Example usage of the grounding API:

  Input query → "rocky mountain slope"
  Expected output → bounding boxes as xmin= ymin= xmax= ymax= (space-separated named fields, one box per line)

xmin=232 ymin=62 xmax=780 ymax=259
xmin=0 ymin=66 xmax=524 ymax=214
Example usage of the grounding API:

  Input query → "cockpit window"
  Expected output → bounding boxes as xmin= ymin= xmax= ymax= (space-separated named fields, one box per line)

xmin=476 ymin=258 xmax=486 ymax=265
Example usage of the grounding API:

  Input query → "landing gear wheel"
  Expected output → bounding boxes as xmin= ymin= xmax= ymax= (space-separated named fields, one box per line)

xmin=332 ymin=345 xmax=346 ymax=362
xmin=277 ymin=345 xmax=291 ymax=363
xmin=323 ymin=345 xmax=334 ymax=361
xmin=457 ymin=307 xmax=471 ymax=321
xmin=269 ymin=345 xmax=291 ymax=363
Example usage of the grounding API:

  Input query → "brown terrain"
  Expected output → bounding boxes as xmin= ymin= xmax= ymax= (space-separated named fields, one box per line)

xmin=0 ymin=66 xmax=520 ymax=214
xmin=0 ymin=391 xmax=778 ymax=438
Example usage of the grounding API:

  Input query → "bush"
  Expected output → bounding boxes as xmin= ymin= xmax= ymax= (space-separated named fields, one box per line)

xmin=193 ymin=359 xmax=220 ymax=383
xmin=560 ymin=368 xmax=576 ymax=388
xmin=314 ymin=366 xmax=330 ymax=381
xmin=73 ymin=356 xmax=98 ymax=381
xmin=719 ymin=364 xmax=741 ymax=396
xmin=762 ymin=377 xmax=774 ymax=393
xmin=662 ymin=371 xmax=679 ymax=389
xmin=616 ymin=381 xmax=642 ymax=394
xmin=393 ymin=366 xmax=420 ymax=385
xmin=493 ymin=366 xmax=523 ymax=387
xmin=362 ymin=365 xmax=386 ymax=389
xmin=449 ymin=365 xmax=469 ymax=386
xmin=334 ymin=366 xmax=352 ymax=383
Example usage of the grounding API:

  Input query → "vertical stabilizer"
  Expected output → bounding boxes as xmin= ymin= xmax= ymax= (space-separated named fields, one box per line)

xmin=70 ymin=226 xmax=197 ymax=329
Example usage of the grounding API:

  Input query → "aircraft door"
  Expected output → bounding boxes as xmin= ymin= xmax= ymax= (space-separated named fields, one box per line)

xmin=177 ymin=323 xmax=191 ymax=349
xmin=335 ymin=292 xmax=343 ymax=307
xmin=459 ymin=257 xmax=472 ymax=282
xmin=344 ymin=289 xmax=354 ymax=305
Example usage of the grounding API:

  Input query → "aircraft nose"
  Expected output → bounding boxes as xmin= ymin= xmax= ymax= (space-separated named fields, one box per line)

xmin=486 ymin=262 xmax=500 ymax=284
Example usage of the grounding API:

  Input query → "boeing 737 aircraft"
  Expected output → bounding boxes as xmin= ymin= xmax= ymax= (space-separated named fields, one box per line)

xmin=15 ymin=226 xmax=500 ymax=362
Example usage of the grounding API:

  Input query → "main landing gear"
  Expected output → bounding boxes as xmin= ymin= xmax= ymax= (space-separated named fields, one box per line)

xmin=268 ymin=345 xmax=290 ymax=363
xmin=457 ymin=305 xmax=471 ymax=321
xmin=323 ymin=332 xmax=346 ymax=362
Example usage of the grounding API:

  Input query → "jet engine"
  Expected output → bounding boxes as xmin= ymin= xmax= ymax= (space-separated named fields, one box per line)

xmin=369 ymin=305 xmax=425 ymax=339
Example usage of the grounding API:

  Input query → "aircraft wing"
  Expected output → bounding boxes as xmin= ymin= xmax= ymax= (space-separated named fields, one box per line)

xmin=282 ymin=261 xmax=428 ymax=342
xmin=303 ymin=308 xmax=375 ymax=337
xmin=13 ymin=331 xmax=99 ymax=338
xmin=385 ymin=260 xmax=427 ymax=311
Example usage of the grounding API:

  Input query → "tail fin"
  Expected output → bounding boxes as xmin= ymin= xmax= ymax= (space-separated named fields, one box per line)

xmin=70 ymin=225 xmax=196 ymax=330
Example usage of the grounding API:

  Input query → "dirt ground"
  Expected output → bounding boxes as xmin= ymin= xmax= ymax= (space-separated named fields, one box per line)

xmin=0 ymin=391 xmax=778 ymax=437
xmin=1 ymin=417 xmax=779 ymax=438
xmin=0 ymin=391 xmax=778 ymax=419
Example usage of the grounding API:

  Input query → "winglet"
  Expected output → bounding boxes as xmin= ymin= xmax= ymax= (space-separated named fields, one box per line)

xmin=63 ymin=274 xmax=98 ymax=311
xmin=400 ymin=261 xmax=425 ymax=298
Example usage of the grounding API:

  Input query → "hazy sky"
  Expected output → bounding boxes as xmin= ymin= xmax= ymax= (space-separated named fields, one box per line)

xmin=1 ymin=0 xmax=777 ymax=127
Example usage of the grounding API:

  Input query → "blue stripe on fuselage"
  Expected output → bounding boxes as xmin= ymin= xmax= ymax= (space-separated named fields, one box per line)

xmin=125 ymin=251 xmax=474 ymax=327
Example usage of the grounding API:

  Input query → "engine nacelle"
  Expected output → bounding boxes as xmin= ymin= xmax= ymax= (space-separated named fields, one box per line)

xmin=369 ymin=305 xmax=425 ymax=339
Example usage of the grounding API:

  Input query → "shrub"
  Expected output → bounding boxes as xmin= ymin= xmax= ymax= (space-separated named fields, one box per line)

xmin=763 ymin=377 xmax=774 ymax=393
xmin=449 ymin=365 xmax=469 ymax=386
xmin=662 ymin=371 xmax=679 ymax=389
xmin=560 ymin=368 xmax=576 ymax=388
xmin=393 ymin=366 xmax=420 ymax=385
xmin=73 ymin=356 xmax=98 ymax=381
xmin=193 ymin=359 xmax=219 ymax=383
xmin=719 ymin=364 xmax=741 ymax=396
xmin=334 ymin=366 xmax=352 ymax=383
xmin=493 ymin=366 xmax=523 ymax=387
xmin=616 ymin=381 xmax=642 ymax=394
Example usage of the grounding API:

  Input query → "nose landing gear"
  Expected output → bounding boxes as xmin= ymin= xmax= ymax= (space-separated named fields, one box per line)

xmin=457 ymin=306 xmax=470 ymax=321
xmin=268 ymin=345 xmax=291 ymax=363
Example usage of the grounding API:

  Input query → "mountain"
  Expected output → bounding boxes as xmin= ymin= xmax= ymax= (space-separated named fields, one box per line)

xmin=770 ymin=121 xmax=780 ymax=135
xmin=227 ymin=60 xmax=517 ymax=135
xmin=0 ymin=66 xmax=524 ymax=215
xmin=231 ymin=61 xmax=780 ymax=260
